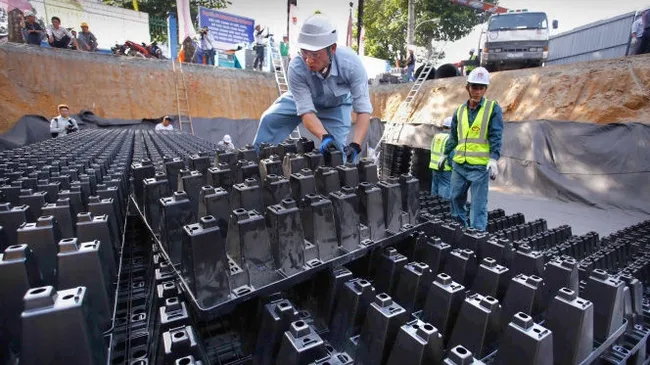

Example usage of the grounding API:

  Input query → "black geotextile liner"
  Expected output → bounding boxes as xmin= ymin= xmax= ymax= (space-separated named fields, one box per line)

xmin=391 ymin=120 xmax=650 ymax=215
xmin=0 ymin=112 xmax=385 ymax=153
xmin=2 ymin=112 xmax=648 ymax=214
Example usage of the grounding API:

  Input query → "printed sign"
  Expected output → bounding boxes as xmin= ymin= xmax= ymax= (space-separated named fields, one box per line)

xmin=198 ymin=7 xmax=254 ymax=50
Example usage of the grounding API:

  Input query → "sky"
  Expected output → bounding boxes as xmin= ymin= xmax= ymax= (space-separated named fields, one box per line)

xmin=224 ymin=0 xmax=650 ymax=64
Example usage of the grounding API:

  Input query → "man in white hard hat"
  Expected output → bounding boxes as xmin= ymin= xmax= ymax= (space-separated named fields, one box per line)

xmin=429 ymin=116 xmax=453 ymax=199
xmin=218 ymin=134 xmax=236 ymax=153
xmin=252 ymin=14 xmax=372 ymax=163
xmin=438 ymin=67 xmax=503 ymax=231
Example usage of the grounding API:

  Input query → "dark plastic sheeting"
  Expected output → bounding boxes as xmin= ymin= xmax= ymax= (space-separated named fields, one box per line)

xmin=2 ymin=113 xmax=647 ymax=214
xmin=0 ymin=112 xmax=385 ymax=154
xmin=389 ymin=120 xmax=650 ymax=215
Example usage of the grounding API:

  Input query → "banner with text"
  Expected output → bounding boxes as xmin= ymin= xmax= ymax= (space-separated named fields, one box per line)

xmin=198 ymin=7 xmax=254 ymax=50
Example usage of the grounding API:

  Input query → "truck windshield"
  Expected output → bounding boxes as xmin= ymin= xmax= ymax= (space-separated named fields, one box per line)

xmin=488 ymin=13 xmax=548 ymax=31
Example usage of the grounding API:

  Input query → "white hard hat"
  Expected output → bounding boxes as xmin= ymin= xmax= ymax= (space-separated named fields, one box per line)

xmin=297 ymin=14 xmax=337 ymax=51
xmin=24 ymin=10 xmax=34 ymax=17
xmin=442 ymin=117 xmax=452 ymax=128
xmin=469 ymin=48 xmax=476 ymax=53
xmin=467 ymin=67 xmax=490 ymax=85
xmin=223 ymin=135 xmax=232 ymax=143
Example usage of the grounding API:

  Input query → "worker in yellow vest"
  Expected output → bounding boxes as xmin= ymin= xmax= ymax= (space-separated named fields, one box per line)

xmin=429 ymin=116 xmax=453 ymax=199
xmin=465 ymin=48 xmax=477 ymax=75
xmin=437 ymin=67 xmax=503 ymax=231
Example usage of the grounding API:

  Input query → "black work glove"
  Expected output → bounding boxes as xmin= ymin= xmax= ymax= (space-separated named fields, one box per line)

xmin=344 ymin=142 xmax=362 ymax=164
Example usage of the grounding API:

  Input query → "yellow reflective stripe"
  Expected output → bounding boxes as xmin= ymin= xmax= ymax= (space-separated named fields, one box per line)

xmin=456 ymin=105 xmax=467 ymax=137
xmin=478 ymin=100 xmax=493 ymax=139
xmin=464 ymin=138 xmax=487 ymax=144
xmin=462 ymin=151 xmax=490 ymax=157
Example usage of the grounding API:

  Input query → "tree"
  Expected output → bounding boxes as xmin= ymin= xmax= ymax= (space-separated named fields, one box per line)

xmin=362 ymin=0 xmax=497 ymax=66
xmin=104 ymin=0 xmax=230 ymax=42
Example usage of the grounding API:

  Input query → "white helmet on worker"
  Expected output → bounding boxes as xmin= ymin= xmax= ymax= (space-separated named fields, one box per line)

xmin=469 ymin=48 xmax=476 ymax=53
xmin=223 ymin=134 xmax=232 ymax=144
xmin=467 ymin=67 xmax=490 ymax=85
xmin=297 ymin=14 xmax=338 ymax=51
xmin=442 ymin=117 xmax=452 ymax=128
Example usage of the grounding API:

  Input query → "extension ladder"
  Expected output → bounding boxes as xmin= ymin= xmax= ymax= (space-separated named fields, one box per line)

xmin=374 ymin=61 xmax=435 ymax=151
xmin=269 ymin=39 xmax=300 ymax=140
xmin=172 ymin=59 xmax=195 ymax=135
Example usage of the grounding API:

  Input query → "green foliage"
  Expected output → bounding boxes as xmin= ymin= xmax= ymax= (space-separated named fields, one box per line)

xmin=362 ymin=0 xmax=497 ymax=65
xmin=103 ymin=0 xmax=230 ymax=43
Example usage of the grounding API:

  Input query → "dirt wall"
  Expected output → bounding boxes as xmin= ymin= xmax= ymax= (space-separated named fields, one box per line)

xmin=370 ymin=54 xmax=650 ymax=125
xmin=0 ymin=43 xmax=279 ymax=133
xmin=1 ymin=43 xmax=649 ymax=134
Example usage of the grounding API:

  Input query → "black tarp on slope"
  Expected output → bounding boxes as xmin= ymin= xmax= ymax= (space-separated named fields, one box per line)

xmin=2 ymin=113 xmax=648 ymax=214
xmin=393 ymin=120 xmax=650 ymax=215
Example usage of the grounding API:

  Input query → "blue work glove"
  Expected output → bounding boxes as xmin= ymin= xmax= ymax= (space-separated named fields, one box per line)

xmin=319 ymin=134 xmax=338 ymax=154
xmin=344 ymin=142 xmax=362 ymax=164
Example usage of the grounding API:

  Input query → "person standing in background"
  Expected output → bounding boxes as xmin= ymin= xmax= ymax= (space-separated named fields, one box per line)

xmin=405 ymin=47 xmax=415 ymax=82
xmin=253 ymin=24 xmax=270 ymax=71
xmin=199 ymin=27 xmax=216 ymax=65
xmin=280 ymin=35 xmax=290 ymax=72
xmin=429 ymin=117 xmax=453 ymax=199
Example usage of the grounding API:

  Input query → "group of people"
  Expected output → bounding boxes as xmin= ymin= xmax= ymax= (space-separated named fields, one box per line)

xmin=631 ymin=8 xmax=650 ymax=55
xmin=429 ymin=67 xmax=502 ymax=231
xmin=18 ymin=11 xmax=97 ymax=51
xmin=178 ymin=24 xmax=291 ymax=71
xmin=252 ymin=14 xmax=502 ymax=231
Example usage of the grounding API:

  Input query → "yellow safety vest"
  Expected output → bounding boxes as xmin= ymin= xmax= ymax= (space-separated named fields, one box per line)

xmin=453 ymin=99 xmax=495 ymax=166
xmin=429 ymin=133 xmax=451 ymax=171
xmin=466 ymin=55 xmax=477 ymax=72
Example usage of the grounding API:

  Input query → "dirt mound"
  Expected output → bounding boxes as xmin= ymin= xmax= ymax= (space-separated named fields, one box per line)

xmin=0 ymin=43 xmax=278 ymax=133
xmin=370 ymin=54 xmax=650 ymax=125
xmin=1 ymin=43 xmax=649 ymax=134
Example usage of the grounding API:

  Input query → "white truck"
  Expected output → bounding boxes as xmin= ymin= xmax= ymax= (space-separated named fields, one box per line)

xmin=480 ymin=10 xmax=558 ymax=71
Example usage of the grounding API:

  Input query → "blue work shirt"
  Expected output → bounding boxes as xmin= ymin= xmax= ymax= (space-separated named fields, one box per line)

xmin=444 ymin=97 xmax=504 ymax=165
xmin=286 ymin=46 xmax=373 ymax=116
xmin=632 ymin=18 xmax=644 ymax=38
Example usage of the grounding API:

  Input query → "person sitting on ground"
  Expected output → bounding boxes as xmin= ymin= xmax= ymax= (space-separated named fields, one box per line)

xmin=46 ymin=16 xmax=77 ymax=49
xmin=217 ymin=134 xmax=236 ymax=153
xmin=155 ymin=116 xmax=174 ymax=131
xmin=23 ymin=11 xmax=44 ymax=46
xmin=50 ymin=104 xmax=79 ymax=137
xmin=76 ymin=22 xmax=97 ymax=52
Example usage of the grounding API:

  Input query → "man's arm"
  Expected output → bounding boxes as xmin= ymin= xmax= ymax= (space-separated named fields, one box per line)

xmin=488 ymin=103 xmax=504 ymax=160
xmin=352 ymin=113 xmax=371 ymax=145
xmin=301 ymin=113 xmax=328 ymax=140
xmin=443 ymin=112 xmax=459 ymax=156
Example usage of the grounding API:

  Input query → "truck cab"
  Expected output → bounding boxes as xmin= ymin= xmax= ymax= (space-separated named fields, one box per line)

xmin=480 ymin=10 xmax=557 ymax=72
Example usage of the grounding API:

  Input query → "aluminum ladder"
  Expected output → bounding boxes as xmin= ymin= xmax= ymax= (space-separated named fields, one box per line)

xmin=371 ymin=61 xmax=435 ymax=178
xmin=375 ymin=61 xmax=435 ymax=150
xmin=172 ymin=59 xmax=194 ymax=135
xmin=269 ymin=39 xmax=301 ymax=140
